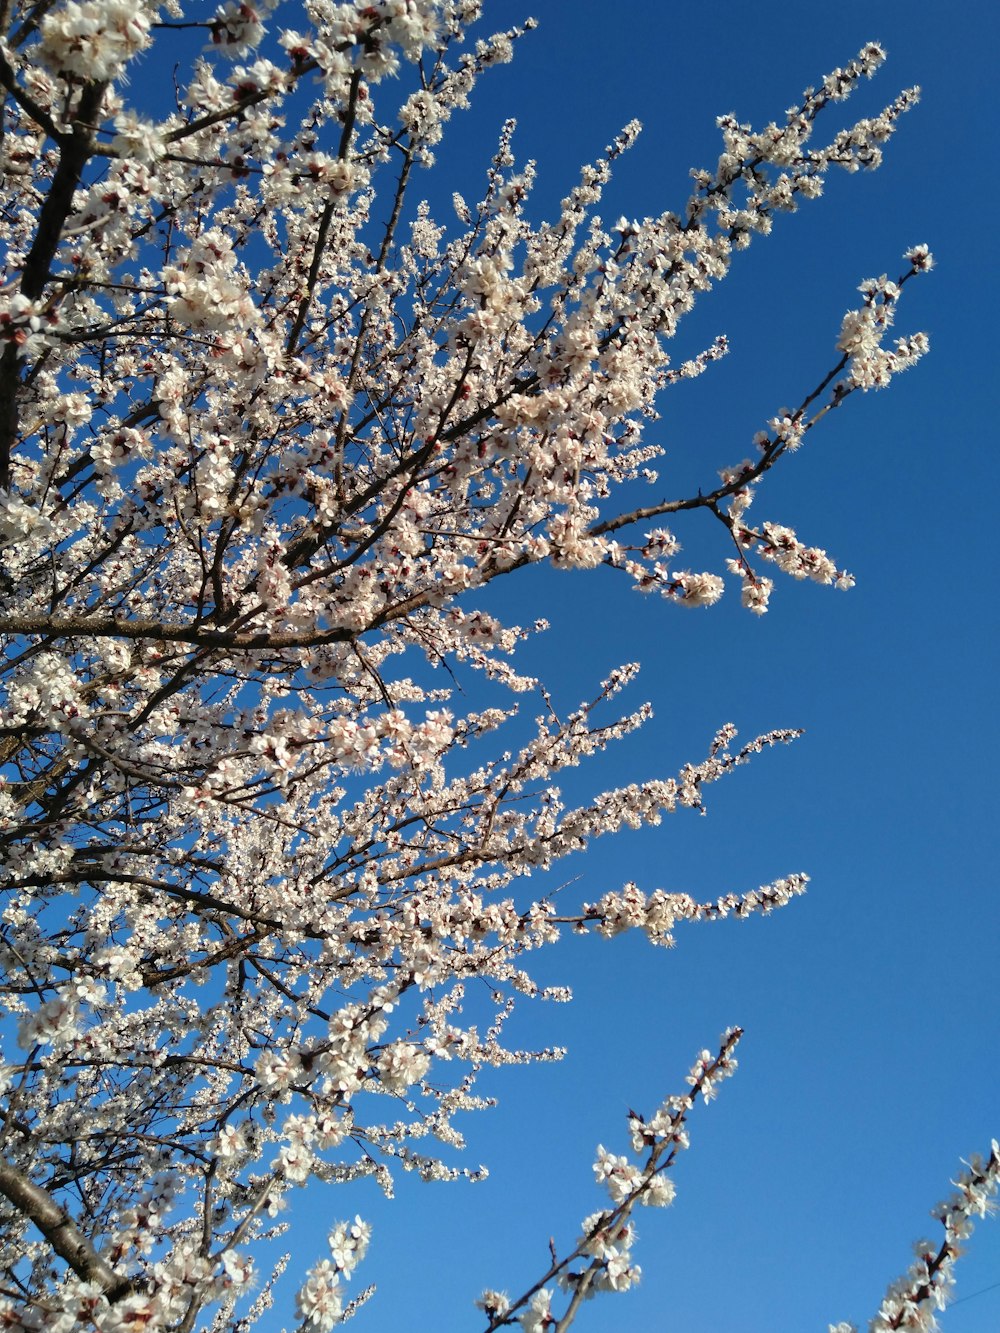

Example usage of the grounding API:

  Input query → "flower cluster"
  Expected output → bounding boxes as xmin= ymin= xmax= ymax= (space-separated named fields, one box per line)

xmin=479 ymin=1032 xmax=741 ymax=1330
xmin=830 ymin=1143 xmax=1000 ymax=1333
xmin=837 ymin=267 xmax=931 ymax=391
xmin=0 ymin=10 xmax=964 ymax=1333
xmin=38 ymin=0 xmax=153 ymax=81
xmin=164 ymin=229 xmax=261 ymax=333
xmin=0 ymin=294 xmax=60 ymax=355
xmin=297 ymin=1217 xmax=372 ymax=1332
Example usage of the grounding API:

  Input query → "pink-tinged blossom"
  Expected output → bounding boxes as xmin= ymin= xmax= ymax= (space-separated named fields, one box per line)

xmin=905 ymin=243 xmax=935 ymax=271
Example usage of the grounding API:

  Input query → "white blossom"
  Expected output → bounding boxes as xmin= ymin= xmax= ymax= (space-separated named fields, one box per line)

xmin=519 ymin=1288 xmax=554 ymax=1332
xmin=296 ymin=1261 xmax=343 ymax=1331
xmin=38 ymin=0 xmax=152 ymax=80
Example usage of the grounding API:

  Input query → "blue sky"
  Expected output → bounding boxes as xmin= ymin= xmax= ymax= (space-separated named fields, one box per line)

xmin=275 ymin=2 xmax=1000 ymax=1330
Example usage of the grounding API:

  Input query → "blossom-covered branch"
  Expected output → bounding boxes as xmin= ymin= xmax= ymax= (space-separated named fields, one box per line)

xmin=830 ymin=1142 xmax=1000 ymax=1333
xmin=477 ymin=1030 xmax=741 ymax=1332
xmin=0 ymin=1 xmax=985 ymax=1329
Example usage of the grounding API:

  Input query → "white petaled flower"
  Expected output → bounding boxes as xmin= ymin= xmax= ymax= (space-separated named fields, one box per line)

xmin=0 ymin=493 xmax=54 ymax=543
xmin=296 ymin=1260 xmax=343 ymax=1332
xmin=476 ymin=1290 xmax=511 ymax=1319
xmin=164 ymin=229 xmax=260 ymax=333
xmin=212 ymin=1124 xmax=246 ymax=1159
xmin=740 ymin=573 xmax=773 ymax=615
xmin=0 ymin=293 xmax=61 ymax=355
xmin=316 ymin=1112 xmax=349 ymax=1148
xmin=255 ymin=1047 xmax=303 ymax=1092
xmin=221 ymin=1250 xmax=253 ymax=1287
xmin=18 ymin=996 xmax=80 ymax=1049
xmin=282 ymin=1113 xmax=315 ymax=1146
xmin=519 ymin=1288 xmax=554 ymax=1332
xmin=274 ymin=1142 xmax=313 ymax=1184
xmin=642 ymin=528 xmax=680 ymax=559
xmin=599 ymin=1251 xmax=641 ymax=1292
xmin=837 ymin=305 xmax=880 ymax=357
xmin=579 ymin=1213 xmax=635 ymax=1260
xmin=376 ymin=1041 xmax=431 ymax=1093
xmin=39 ymin=0 xmax=152 ymax=80
xmin=593 ymin=1145 xmax=643 ymax=1204
xmin=641 ymin=1175 xmax=676 ymax=1208
xmin=400 ymin=88 xmax=445 ymax=145
xmin=208 ymin=0 xmax=267 ymax=53
xmin=904 ymin=243 xmax=934 ymax=271
xmin=328 ymin=1216 xmax=371 ymax=1277
xmin=60 ymin=976 xmax=106 ymax=1007
xmin=670 ymin=570 xmax=725 ymax=607
xmin=111 ymin=111 xmax=164 ymax=162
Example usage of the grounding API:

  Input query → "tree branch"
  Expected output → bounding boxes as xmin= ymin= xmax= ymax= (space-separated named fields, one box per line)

xmin=0 ymin=1160 xmax=132 ymax=1301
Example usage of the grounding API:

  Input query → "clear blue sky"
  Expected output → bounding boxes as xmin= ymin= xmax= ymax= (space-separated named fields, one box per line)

xmin=256 ymin=2 xmax=999 ymax=1327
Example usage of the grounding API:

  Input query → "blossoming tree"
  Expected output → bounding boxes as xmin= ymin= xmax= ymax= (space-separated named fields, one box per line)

xmin=0 ymin=1 xmax=995 ymax=1329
